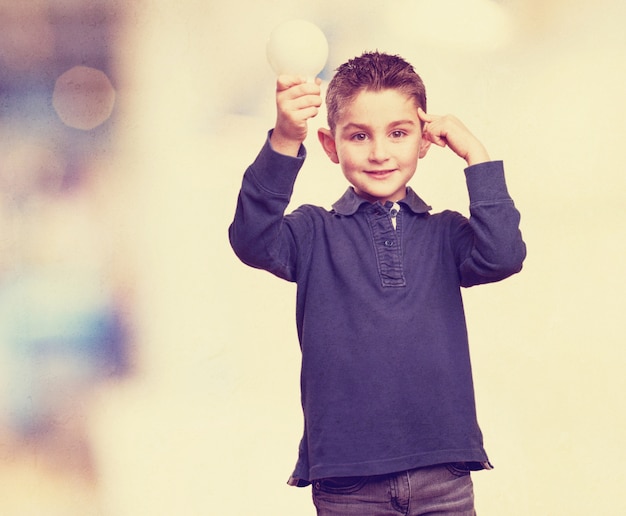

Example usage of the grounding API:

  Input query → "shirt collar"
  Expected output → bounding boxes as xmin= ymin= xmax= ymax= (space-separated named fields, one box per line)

xmin=331 ymin=187 xmax=432 ymax=216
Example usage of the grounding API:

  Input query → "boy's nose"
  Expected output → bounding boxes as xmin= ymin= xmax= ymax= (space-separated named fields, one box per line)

xmin=368 ymin=139 xmax=389 ymax=162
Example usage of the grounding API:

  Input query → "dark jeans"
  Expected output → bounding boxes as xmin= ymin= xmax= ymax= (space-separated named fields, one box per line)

xmin=312 ymin=463 xmax=476 ymax=516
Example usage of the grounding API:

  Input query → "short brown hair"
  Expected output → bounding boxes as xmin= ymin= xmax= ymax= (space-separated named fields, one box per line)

xmin=325 ymin=51 xmax=427 ymax=132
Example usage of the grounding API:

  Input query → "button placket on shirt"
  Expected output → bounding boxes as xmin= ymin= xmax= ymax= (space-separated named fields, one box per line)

xmin=367 ymin=205 xmax=406 ymax=287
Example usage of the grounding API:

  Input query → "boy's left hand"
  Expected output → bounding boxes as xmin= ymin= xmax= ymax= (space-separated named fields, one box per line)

xmin=418 ymin=108 xmax=490 ymax=166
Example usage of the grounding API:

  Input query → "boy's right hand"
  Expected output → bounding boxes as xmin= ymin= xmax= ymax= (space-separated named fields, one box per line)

xmin=270 ymin=76 xmax=322 ymax=157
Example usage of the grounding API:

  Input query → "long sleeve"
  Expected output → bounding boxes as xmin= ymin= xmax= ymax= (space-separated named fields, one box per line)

xmin=453 ymin=160 xmax=526 ymax=287
xmin=228 ymin=134 xmax=306 ymax=282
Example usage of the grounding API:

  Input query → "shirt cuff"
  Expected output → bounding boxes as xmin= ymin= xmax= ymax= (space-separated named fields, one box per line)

xmin=248 ymin=130 xmax=307 ymax=195
xmin=464 ymin=160 xmax=512 ymax=204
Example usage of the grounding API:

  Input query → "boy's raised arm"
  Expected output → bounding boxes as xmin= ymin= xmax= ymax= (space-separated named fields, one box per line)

xmin=416 ymin=108 xmax=525 ymax=283
xmin=229 ymin=76 xmax=321 ymax=281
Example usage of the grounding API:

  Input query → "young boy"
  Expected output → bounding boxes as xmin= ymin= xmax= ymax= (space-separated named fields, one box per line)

xmin=229 ymin=52 xmax=525 ymax=515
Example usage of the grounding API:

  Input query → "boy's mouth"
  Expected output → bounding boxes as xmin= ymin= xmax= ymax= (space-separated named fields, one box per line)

xmin=365 ymin=169 xmax=396 ymax=178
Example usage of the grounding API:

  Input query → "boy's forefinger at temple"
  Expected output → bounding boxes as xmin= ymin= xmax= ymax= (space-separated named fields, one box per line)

xmin=417 ymin=106 xmax=435 ymax=123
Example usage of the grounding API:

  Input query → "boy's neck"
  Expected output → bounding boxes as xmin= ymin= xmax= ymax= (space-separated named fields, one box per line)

xmin=353 ymin=187 xmax=408 ymax=206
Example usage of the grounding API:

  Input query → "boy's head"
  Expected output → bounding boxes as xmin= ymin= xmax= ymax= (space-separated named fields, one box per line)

xmin=318 ymin=51 xmax=431 ymax=205
xmin=325 ymin=51 xmax=427 ymax=134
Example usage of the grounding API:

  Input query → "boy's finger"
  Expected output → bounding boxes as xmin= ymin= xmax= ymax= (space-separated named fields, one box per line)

xmin=292 ymin=93 xmax=323 ymax=108
xmin=299 ymin=106 xmax=320 ymax=121
xmin=276 ymin=74 xmax=307 ymax=91
xmin=417 ymin=107 xmax=436 ymax=123
xmin=277 ymin=82 xmax=322 ymax=103
xmin=422 ymin=129 xmax=448 ymax=148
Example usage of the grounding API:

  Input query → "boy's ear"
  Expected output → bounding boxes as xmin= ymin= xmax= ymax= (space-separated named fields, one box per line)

xmin=318 ymin=128 xmax=339 ymax=164
xmin=418 ymin=136 xmax=431 ymax=159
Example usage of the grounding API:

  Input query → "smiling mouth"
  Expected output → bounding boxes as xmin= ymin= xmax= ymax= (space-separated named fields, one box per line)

xmin=365 ymin=169 xmax=395 ymax=178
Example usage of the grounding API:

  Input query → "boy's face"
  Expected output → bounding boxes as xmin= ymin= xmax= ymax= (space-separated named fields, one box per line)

xmin=318 ymin=89 xmax=430 ymax=204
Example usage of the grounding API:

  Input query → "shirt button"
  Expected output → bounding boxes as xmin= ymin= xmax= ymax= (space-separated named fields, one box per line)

xmin=384 ymin=240 xmax=394 ymax=247
xmin=390 ymin=209 xmax=398 ymax=217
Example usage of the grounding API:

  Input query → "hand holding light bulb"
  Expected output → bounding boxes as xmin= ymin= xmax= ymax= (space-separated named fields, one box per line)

xmin=266 ymin=20 xmax=328 ymax=156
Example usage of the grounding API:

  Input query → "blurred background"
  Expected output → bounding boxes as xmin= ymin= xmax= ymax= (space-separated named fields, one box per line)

xmin=0 ymin=0 xmax=624 ymax=514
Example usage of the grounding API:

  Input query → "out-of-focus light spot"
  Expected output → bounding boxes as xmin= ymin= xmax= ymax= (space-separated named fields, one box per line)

xmin=388 ymin=0 xmax=514 ymax=52
xmin=52 ymin=66 xmax=116 ymax=130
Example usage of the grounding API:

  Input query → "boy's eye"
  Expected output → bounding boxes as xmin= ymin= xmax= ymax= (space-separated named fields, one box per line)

xmin=390 ymin=130 xmax=407 ymax=138
xmin=351 ymin=132 xmax=368 ymax=141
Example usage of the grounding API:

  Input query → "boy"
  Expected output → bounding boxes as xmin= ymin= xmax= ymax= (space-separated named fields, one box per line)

xmin=229 ymin=52 xmax=525 ymax=515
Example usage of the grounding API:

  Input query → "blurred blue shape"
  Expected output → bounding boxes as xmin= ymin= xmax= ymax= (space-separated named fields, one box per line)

xmin=0 ymin=267 xmax=127 ymax=436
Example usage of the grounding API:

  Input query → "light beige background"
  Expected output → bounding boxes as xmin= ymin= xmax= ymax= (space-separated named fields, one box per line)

xmin=8 ymin=0 xmax=625 ymax=514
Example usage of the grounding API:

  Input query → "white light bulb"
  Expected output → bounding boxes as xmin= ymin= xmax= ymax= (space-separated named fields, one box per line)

xmin=266 ymin=19 xmax=329 ymax=81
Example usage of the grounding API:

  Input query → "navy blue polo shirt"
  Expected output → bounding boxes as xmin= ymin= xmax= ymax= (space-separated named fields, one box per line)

xmin=229 ymin=135 xmax=526 ymax=485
